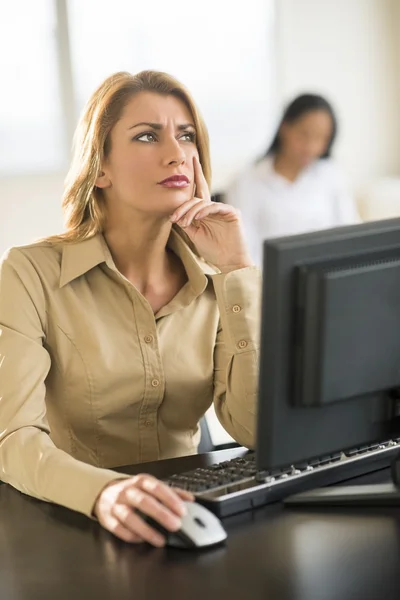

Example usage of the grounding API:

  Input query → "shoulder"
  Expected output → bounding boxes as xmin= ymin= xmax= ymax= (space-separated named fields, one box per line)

xmin=312 ymin=158 xmax=346 ymax=183
xmin=228 ymin=157 xmax=271 ymax=188
xmin=253 ymin=155 xmax=275 ymax=178
xmin=0 ymin=239 xmax=64 ymax=288
xmin=226 ymin=157 xmax=274 ymax=202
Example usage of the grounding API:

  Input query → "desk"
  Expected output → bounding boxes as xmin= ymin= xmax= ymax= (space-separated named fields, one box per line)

xmin=1 ymin=448 xmax=400 ymax=600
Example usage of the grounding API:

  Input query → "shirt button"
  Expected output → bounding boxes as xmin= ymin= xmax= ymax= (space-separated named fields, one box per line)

xmin=238 ymin=340 xmax=248 ymax=349
xmin=151 ymin=378 xmax=160 ymax=387
xmin=144 ymin=335 xmax=153 ymax=343
xmin=232 ymin=304 xmax=242 ymax=313
xmin=145 ymin=421 xmax=152 ymax=427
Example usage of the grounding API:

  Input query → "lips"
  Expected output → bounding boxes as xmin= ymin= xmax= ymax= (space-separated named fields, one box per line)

xmin=159 ymin=174 xmax=190 ymax=185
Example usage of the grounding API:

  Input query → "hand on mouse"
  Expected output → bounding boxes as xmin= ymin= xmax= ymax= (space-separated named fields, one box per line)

xmin=93 ymin=474 xmax=194 ymax=547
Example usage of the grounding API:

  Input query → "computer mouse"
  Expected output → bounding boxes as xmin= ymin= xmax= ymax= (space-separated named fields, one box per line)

xmin=140 ymin=501 xmax=227 ymax=549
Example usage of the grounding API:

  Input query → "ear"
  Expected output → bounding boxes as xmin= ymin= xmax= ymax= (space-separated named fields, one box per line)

xmin=95 ymin=170 xmax=111 ymax=189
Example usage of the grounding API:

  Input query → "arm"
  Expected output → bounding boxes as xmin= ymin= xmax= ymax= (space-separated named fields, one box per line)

xmin=211 ymin=267 xmax=261 ymax=448
xmin=0 ymin=248 xmax=129 ymax=516
xmin=170 ymin=156 xmax=261 ymax=447
xmin=0 ymin=248 xmax=193 ymax=546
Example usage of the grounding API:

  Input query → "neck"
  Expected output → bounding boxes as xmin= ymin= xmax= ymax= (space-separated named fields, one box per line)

xmin=103 ymin=211 xmax=174 ymax=293
xmin=273 ymin=153 xmax=304 ymax=183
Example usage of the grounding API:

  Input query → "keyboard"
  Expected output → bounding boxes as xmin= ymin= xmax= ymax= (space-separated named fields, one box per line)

xmin=165 ymin=439 xmax=400 ymax=517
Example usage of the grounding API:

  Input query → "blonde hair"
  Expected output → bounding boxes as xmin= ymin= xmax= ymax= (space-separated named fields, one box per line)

xmin=48 ymin=70 xmax=211 ymax=243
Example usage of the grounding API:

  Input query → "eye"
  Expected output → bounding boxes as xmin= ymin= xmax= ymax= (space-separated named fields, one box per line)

xmin=179 ymin=131 xmax=196 ymax=143
xmin=135 ymin=132 xmax=157 ymax=143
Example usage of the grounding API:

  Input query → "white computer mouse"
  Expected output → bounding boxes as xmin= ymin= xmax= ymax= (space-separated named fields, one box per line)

xmin=141 ymin=501 xmax=227 ymax=549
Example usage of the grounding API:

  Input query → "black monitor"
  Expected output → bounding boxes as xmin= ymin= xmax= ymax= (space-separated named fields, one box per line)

xmin=256 ymin=218 xmax=400 ymax=502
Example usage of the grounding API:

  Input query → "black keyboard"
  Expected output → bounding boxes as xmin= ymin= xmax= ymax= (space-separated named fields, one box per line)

xmin=165 ymin=439 xmax=400 ymax=517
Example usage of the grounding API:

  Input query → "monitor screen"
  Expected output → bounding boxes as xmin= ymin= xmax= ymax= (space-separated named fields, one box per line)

xmin=256 ymin=218 xmax=400 ymax=472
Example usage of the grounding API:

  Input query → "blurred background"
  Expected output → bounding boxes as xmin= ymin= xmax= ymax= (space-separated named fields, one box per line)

xmin=1 ymin=0 xmax=400 ymax=256
xmin=1 ymin=0 xmax=400 ymax=445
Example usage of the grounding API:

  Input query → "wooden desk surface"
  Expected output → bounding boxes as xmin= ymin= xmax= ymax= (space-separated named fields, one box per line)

xmin=1 ymin=448 xmax=400 ymax=600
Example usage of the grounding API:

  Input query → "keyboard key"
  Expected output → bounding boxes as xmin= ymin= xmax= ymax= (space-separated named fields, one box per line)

xmin=329 ymin=453 xmax=342 ymax=463
xmin=293 ymin=462 xmax=309 ymax=470
xmin=309 ymin=457 xmax=322 ymax=466
xmin=344 ymin=448 xmax=360 ymax=457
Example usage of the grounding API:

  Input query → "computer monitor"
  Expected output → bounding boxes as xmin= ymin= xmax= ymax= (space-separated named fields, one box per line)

xmin=256 ymin=218 xmax=400 ymax=480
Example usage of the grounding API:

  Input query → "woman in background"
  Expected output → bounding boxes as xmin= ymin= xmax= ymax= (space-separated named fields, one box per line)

xmin=226 ymin=94 xmax=360 ymax=266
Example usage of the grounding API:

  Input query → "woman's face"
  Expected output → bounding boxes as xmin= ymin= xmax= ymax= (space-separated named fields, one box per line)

xmin=98 ymin=91 xmax=199 ymax=217
xmin=279 ymin=110 xmax=333 ymax=168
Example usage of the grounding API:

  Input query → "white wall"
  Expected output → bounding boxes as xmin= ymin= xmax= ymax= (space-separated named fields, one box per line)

xmin=389 ymin=0 xmax=400 ymax=96
xmin=276 ymin=0 xmax=400 ymax=192
xmin=0 ymin=172 xmax=64 ymax=255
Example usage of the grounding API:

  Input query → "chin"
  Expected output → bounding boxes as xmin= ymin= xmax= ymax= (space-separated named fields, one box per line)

xmin=162 ymin=190 xmax=192 ymax=206
xmin=150 ymin=194 xmax=190 ymax=218
xmin=299 ymin=156 xmax=314 ymax=168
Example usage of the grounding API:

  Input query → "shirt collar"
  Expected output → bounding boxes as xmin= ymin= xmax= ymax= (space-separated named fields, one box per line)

xmin=59 ymin=228 xmax=218 ymax=291
xmin=59 ymin=234 xmax=110 ymax=287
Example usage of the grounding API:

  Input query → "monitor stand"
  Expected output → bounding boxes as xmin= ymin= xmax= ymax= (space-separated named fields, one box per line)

xmin=285 ymin=454 xmax=400 ymax=507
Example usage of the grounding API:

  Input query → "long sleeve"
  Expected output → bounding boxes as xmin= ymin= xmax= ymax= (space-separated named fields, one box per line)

xmin=0 ymin=249 xmax=127 ymax=517
xmin=211 ymin=266 xmax=261 ymax=449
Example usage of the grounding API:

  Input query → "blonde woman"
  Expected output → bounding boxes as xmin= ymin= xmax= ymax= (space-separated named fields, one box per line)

xmin=0 ymin=71 xmax=260 ymax=547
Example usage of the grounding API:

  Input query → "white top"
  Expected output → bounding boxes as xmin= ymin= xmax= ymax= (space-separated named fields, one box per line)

xmin=226 ymin=156 xmax=361 ymax=266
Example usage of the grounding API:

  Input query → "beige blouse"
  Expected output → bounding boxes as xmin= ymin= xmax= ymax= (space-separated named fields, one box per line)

xmin=0 ymin=228 xmax=261 ymax=517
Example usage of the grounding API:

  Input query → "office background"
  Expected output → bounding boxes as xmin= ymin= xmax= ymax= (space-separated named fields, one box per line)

xmin=2 ymin=0 xmax=400 ymax=256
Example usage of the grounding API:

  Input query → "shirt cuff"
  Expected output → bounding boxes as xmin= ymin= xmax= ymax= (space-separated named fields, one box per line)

xmin=46 ymin=463 xmax=132 ymax=518
xmin=210 ymin=266 xmax=261 ymax=354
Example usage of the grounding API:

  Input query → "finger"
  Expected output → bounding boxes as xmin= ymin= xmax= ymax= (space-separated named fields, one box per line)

xmin=102 ymin=514 xmax=144 ymax=544
xmin=177 ymin=200 xmax=212 ymax=228
xmin=194 ymin=203 xmax=239 ymax=221
xmin=193 ymin=155 xmax=209 ymax=201
xmin=170 ymin=197 xmax=203 ymax=223
xmin=135 ymin=474 xmax=189 ymax=518
xmin=113 ymin=503 xmax=166 ymax=547
xmin=124 ymin=486 xmax=183 ymax=533
xmin=172 ymin=487 xmax=195 ymax=502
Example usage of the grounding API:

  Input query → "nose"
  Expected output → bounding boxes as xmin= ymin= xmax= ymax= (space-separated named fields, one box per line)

xmin=162 ymin=136 xmax=186 ymax=167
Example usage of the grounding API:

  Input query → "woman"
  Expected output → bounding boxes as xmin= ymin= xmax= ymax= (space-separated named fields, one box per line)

xmin=226 ymin=94 xmax=360 ymax=266
xmin=0 ymin=71 xmax=260 ymax=547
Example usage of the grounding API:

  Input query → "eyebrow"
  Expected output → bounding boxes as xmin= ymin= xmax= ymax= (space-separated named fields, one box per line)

xmin=127 ymin=122 xmax=195 ymax=131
